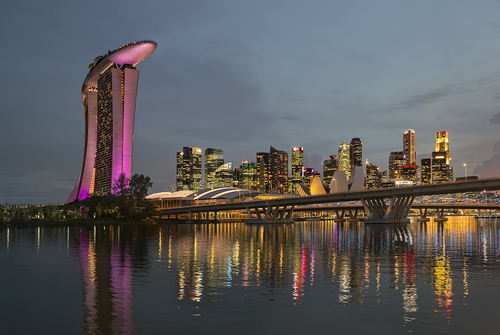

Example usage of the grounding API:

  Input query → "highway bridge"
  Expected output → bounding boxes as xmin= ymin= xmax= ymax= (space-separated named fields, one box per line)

xmin=158 ymin=177 xmax=500 ymax=224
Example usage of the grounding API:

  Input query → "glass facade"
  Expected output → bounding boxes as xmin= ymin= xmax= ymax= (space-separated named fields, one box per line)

xmin=403 ymin=129 xmax=416 ymax=165
xmin=177 ymin=147 xmax=202 ymax=191
xmin=323 ymin=155 xmax=338 ymax=186
xmin=338 ymin=141 xmax=351 ymax=179
xmin=269 ymin=146 xmax=288 ymax=194
xmin=204 ymin=148 xmax=224 ymax=188
xmin=389 ymin=151 xmax=405 ymax=182
xmin=349 ymin=138 xmax=362 ymax=168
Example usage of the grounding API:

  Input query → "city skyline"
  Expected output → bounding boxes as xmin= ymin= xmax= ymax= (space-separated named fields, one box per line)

xmin=2 ymin=1 xmax=500 ymax=204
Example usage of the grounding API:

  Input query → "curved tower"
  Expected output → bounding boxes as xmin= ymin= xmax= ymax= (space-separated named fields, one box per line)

xmin=68 ymin=40 xmax=157 ymax=202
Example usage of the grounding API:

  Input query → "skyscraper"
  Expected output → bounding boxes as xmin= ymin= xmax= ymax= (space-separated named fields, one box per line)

xmin=291 ymin=147 xmax=304 ymax=176
xmin=256 ymin=152 xmax=269 ymax=192
xmin=269 ymin=146 xmax=288 ymax=194
xmin=435 ymin=131 xmax=450 ymax=164
xmin=323 ymin=155 xmax=339 ymax=186
xmin=204 ymin=148 xmax=224 ymax=188
xmin=421 ymin=158 xmax=432 ymax=184
xmin=389 ymin=151 xmax=405 ymax=182
xmin=431 ymin=151 xmax=448 ymax=183
xmin=350 ymin=138 xmax=362 ymax=168
xmin=176 ymin=147 xmax=202 ymax=191
xmin=214 ymin=162 xmax=233 ymax=187
xmin=403 ymin=129 xmax=416 ymax=165
xmin=338 ymin=141 xmax=351 ymax=179
xmin=365 ymin=160 xmax=380 ymax=189
xmin=68 ymin=40 xmax=157 ymax=202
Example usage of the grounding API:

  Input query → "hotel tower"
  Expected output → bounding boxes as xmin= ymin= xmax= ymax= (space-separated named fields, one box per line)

xmin=68 ymin=40 xmax=157 ymax=202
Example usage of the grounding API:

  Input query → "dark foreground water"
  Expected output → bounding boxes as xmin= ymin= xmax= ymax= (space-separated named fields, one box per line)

xmin=1 ymin=217 xmax=500 ymax=334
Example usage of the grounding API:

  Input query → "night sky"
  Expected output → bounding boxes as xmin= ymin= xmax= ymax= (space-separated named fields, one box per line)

xmin=1 ymin=0 xmax=500 ymax=204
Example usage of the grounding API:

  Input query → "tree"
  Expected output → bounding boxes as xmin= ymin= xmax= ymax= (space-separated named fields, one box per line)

xmin=130 ymin=174 xmax=153 ymax=201
xmin=112 ymin=173 xmax=131 ymax=197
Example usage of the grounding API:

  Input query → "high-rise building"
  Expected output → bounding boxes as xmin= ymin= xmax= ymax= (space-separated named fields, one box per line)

xmin=403 ymin=164 xmax=417 ymax=183
xmin=238 ymin=160 xmax=258 ymax=190
xmin=365 ymin=160 xmax=380 ymax=189
xmin=431 ymin=151 xmax=448 ymax=184
xmin=338 ymin=141 xmax=351 ymax=179
xmin=291 ymin=147 xmax=304 ymax=176
xmin=435 ymin=131 xmax=449 ymax=164
xmin=323 ymin=155 xmax=339 ymax=186
xmin=269 ymin=146 xmax=288 ymax=194
xmin=301 ymin=168 xmax=319 ymax=189
xmin=389 ymin=151 xmax=405 ymax=182
xmin=421 ymin=158 xmax=432 ymax=184
xmin=214 ymin=162 xmax=233 ymax=187
xmin=205 ymin=148 xmax=224 ymax=188
xmin=176 ymin=147 xmax=202 ymax=191
xmin=403 ymin=129 xmax=416 ymax=165
xmin=68 ymin=40 xmax=157 ymax=202
xmin=350 ymin=138 xmax=362 ymax=168
xmin=256 ymin=152 xmax=269 ymax=192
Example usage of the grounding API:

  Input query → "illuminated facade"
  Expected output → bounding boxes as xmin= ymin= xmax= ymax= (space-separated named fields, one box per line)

xmin=338 ymin=141 xmax=351 ymax=179
xmin=436 ymin=131 xmax=449 ymax=164
xmin=403 ymin=129 xmax=416 ymax=165
xmin=289 ymin=147 xmax=304 ymax=195
xmin=421 ymin=158 xmax=432 ymax=184
xmin=68 ymin=40 xmax=157 ymax=202
xmin=214 ymin=162 xmax=233 ymax=187
xmin=176 ymin=147 xmax=202 ymax=191
xmin=389 ymin=151 xmax=405 ymax=182
xmin=432 ymin=151 xmax=449 ymax=183
xmin=350 ymin=138 xmax=362 ymax=168
xmin=256 ymin=152 xmax=269 ymax=192
xmin=269 ymin=146 xmax=288 ymax=194
xmin=237 ymin=161 xmax=257 ymax=190
xmin=365 ymin=160 xmax=380 ymax=189
xmin=204 ymin=148 xmax=224 ymax=188
xmin=323 ymin=155 xmax=339 ymax=186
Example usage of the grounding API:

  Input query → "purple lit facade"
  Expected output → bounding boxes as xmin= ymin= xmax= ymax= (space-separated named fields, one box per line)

xmin=68 ymin=41 xmax=157 ymax=202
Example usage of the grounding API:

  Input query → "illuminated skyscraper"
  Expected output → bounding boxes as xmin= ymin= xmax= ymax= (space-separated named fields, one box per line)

xmin=68 ymin=40 xmax=157 ymax=202
xmin=338 ymin=141 xmax=351 ymax=179
xmin=238 ymin=161 xmax=258 ymax=190
xmin=269 ymin=146 xmax=288 ymax=194
xmin=323 ymin=155 xmax=339 ymax=186
xmin=205 ymin=148 xmax=224 ymax=188
xmin=214 ymin=162 xmax=233 ymax=187
xmin=291 ymin=147 xmax=304 ymax=176
xmin=256 ymin=152 xmax=269 ymax=192
xmin=350 ymin=138 xmax=362 ymax=168
xmin=389 ymin=151 xmax=405 ymax=182
xmin=176 ymin=147 xmax=202 ymax=191
xmin=435 ymin=131 xmax=450 ymax=164
xmin=403 ymin=129 xmax=416 ymax=165
xmin=431 ymin=151 xmax=448 ymax=183
xmin=420 ymin=158 xmax=432 ymax=184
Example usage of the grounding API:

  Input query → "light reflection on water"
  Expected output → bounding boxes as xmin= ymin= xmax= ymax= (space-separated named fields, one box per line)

xmin=1 ymin=217 xmax=500 ymax=334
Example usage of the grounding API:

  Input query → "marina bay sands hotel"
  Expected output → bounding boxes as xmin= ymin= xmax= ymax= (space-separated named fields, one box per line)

xmin=68 ymin=40 xmax=157 ymax=202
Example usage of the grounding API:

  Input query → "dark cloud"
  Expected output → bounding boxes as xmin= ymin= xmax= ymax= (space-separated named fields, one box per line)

xmin=473 ymin=151 xmax=500 ymax=178
xmin=490 ymin=111 xmax=500 ymax=124
xmin=389 ymin=87 xmax=474 ymax=111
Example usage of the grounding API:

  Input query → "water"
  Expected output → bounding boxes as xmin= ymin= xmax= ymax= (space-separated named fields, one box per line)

xmin=1 ymin=217 xmax=500 ymax=334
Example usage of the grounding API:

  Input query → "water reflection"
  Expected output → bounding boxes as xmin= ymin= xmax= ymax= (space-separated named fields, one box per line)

xmin=1 ymin=217 xmax=499 ymax=333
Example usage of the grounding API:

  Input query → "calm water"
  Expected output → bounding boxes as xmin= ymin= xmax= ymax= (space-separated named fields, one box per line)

xmin=1 ymin=217 xmax=500 ymax=334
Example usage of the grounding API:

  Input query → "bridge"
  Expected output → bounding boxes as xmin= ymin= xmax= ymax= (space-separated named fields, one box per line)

xmin=158 ymin=178 xmax=500 ymax=224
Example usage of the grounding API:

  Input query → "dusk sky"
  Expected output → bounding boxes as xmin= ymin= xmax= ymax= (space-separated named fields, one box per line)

xmin=1 ymin=0 xmax=500 ymax=204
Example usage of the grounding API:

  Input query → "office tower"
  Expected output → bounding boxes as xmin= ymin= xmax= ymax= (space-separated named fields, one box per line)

xmin=269 ymin=146 xmax=289 ymax=194
xmin=177 ymin=147 xmax=202 ymax=191
xmin=403 ymin=164 xmax=416 ymax=183
xmin=238 ymin=160 xmax=258 ymax=190
xmin=403 ymin=129 xmax=416 ymax=165
xmin=68 ymin=40 xmax=157 ymax=202
xmin=176 ymin=151 xmax=184 ymax=191
xmin=256 ymin=152 xmax=269 ymax=192
xmin=205 ymin=148 xmax=224 ymax=188
xmin=421 ymin=158 xmax=432 ymax=184
xmin=389 ymin=151 xmax=405 ymax=182
xmin=431 ymin=152 xmax=448 ymax=183
xmin=301 ymin=168 xmax=318 ymax=189
xmin=289 ymin=147 xmax=304 ymax=195
xmin=350 ymin=138 xmax=362 ymax=168
xmin=323 ymin=155 xmax=339 ymax=186
xmin=291 ymin=147 xmax=304 ymax=176
xmin=435 ymin=131 xmax=450 ymax=164
xmin=214 ymin=162 xmax=233 ymax=187
xmin=365 ymin=160 xmax=380 ymax=189
xmin=338 ymin=141 xmax=351 ymax=179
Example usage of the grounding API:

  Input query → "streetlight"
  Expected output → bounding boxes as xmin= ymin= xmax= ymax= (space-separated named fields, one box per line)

xmin=463 ymin=163 xmax=467 ymax=181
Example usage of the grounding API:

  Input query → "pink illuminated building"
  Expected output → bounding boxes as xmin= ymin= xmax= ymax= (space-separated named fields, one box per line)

xmin=68 ymin=40 xmax=157 ymax=202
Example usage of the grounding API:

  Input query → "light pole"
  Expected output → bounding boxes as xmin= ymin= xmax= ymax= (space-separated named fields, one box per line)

xmin=463 ymin=163 xmax=467 ymax=181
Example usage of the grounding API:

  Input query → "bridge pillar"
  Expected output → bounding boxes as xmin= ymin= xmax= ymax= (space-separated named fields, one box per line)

xmin=362 ymin=195 xmax=414 ymax=224
xmin=246 ymin=203 xmax=295 ymax=224
xmin=434 ymin=208 xmax=448 ymax=222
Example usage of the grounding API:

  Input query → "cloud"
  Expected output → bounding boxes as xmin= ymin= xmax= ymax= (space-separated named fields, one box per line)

xmin=490 ymin=111 xmax=500 ymax=124
xmin=473 ymin=153 xmax=500 ymax=179
xmin=389 ymin=87 xmax=474 ymax=111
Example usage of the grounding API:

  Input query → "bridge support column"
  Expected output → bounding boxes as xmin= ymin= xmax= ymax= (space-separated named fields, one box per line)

xmin=435 ymin=208 xmax=448 ymax=222
xmin=417 ymin=208 xmax=430 ymax=222
xmin=362 ymin=195 xmax=414 ymax=224
xmin=246 ymin=203 xmax=295 ymax=224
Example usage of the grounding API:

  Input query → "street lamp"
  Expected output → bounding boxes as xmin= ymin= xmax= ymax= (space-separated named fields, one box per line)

xmin=463 ymin=163 xmax=467 ymax=181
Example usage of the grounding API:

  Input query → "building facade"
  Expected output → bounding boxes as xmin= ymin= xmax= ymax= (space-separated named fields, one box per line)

xmin=403 ymin=129 xmax=416 ymax=165
xmin=205 ymin=148 xmax=224 ymax=188
xmin=269 ymin=146 xmax=288 ymax=194
xmin=350 ymin=138 xmax=362 ymax=169
xmin=338 ymin=141 xmax=351 ymax=179
xmin=389 ymin=151 xmax=405 ymax=182
xmin=176 ymin=147 xmax=202 ymax=191
xmin=323 ymin=155 xmax=339 ymax=186
xmin=68 ymin=40 xmax=157 ymax=202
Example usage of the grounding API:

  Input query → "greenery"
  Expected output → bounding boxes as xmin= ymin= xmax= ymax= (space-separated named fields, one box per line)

xmin=1 ymin=173 xmax=156 ymax=223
